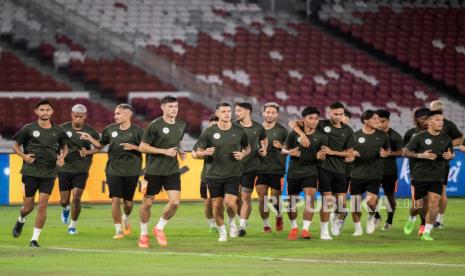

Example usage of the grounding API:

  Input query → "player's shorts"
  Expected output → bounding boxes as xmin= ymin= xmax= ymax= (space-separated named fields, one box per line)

xmin=144 ymin=173 xmax=181 ymax=196
xmin=319 ymin=167 xmax=348 ymax=194
xmin=206 ymin=176 xmax=241 ymax=198
xmin=350 ymin=178 xmax=381 ymax=196
xmin=256 ymin=174 xmax=283 ymax=190
xmin=240 ymin=171 xmax=257 ymax=190
xmin=381 ymin=174 xmax=397 ymax=194
xmin=22 ymin=175 xmax=55 ymax=197
xmin=58 ymin=172 xmax=88 ymax=191
xmin=411 ymin=180 xmax=443 ymax=200
xmin=287 ymin=176 xmax=318 ymax=195
xmin=444 ymin=163 xmax=450 ymax=186
xmin=106 ymin=174 xmax=139 ymax=201
xmin=200 ymin=181 xmax=208 ymax=199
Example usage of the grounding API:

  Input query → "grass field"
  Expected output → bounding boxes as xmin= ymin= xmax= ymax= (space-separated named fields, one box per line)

xmin=1 ymin=198 xmax=465 ymax=275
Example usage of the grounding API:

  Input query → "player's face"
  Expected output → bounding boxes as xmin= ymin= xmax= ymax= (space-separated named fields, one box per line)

xmin=417 ymin=116 xmax=429 ymax=129
xmin=329 ymin=108 xmax=344 ymax=124
xmin=71 ymin=112 xmax=86 ymax=127
xmin=429 ymin=114 xmax=444 ymax=132
xmin=365 ymin=114 xmax=380 ymax=129
xmin=114 ymin=108 xmax=131 ymax=124
xmin=263 ymin=107 xmax=278 ymax=123
xmin=378 ymin=117 xmax=389 ymax=132
xmin=35 ymin=104 xmax=53 ymax=121
xmin=161 ymin=101 xmax=178 ymax=118
xmin=303 ymin=113 xmax=319 ymax=129
xmin=216 ymin=106 xmax=231 ymax=122
xmin=235 ymin=106 xmax=249 ymax=121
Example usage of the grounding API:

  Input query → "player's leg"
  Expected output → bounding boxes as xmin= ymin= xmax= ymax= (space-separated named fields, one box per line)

xmin=68 ymin=188 xmax=83 ymax=234
xmin=12 ymin=176 xmax=37 ymax=238
xmin=286 ymin=178 xmax=300 ymax=240
xmin=224 ymin=177 xmax=240 ymax=239
xmin=106 ymin=175 xmax=125 ymax=239
xmin=382 ymin=175 xmax=397 ymax=230
xmin=121 ymin=176 xmax=139 ymax=236
xmin=366 ymin=191 xmax=379 ymax=234
xmin=58 ymin=172 xmax=72 ymax=224
xmin=331 ymin=172 xmax=349 ymax=236
xmin=404 ymin=181 xmax=426 ymax=235
xmin=255 ymin=177 xmax=271 ymax=232
xmin=435 ymin=185 xmax=447 ymax=228
xmin=201 ymin=182 xmax=216 ymax=231
xmin=238 ymin=172 xmax=256 ymax=236
xmin=29 ymin=177 xmax=55 ymax=247
xmin=422 ymin=182 xmax=442 ymax=240
xmin=301 ymin=187 xmax=316 ymax=239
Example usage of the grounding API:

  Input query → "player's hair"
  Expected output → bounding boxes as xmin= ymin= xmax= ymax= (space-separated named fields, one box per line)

xmin=236 ymin=101 xmax=253 ymax=112
xmin=216 ymin=102 xmax=231 ymax=109
xmin=263 ymin=102 xmax=280 ymax=112
xmin=160 ymin=95 xmax=178 ymax=105
xmin=116 ymin=103 xmax=135 ymax=112
xmin=301 ymin=106 xmax=320 ymax=117
xmin=208 ymin=114 xmax=219 ymax=122
xmin=429 ymin=100 xmax=444 ymax=111
xmin=376 ymin=109 xmax=390 ymax=119
xmin=360 ymin=109 xmax=377 ymax=123
xmin=428 ymin=110 xmax=443 ymax=117
xmin=414 ymin=107 xmax=430 ymax=119
xmin=329 ymin=102 xmax=345 ymax=110
xmin=71 ymin=104 xmax=87 ymax=114
xmin=344 ymin=109 xmax=352 ymax=118
xmin=35 ymin=99 xmax=52 ymax=109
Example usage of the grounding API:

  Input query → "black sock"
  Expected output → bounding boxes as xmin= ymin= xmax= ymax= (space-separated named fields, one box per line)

xmin=386 ymin=212 xmax=394 ymax=224
xmin=374 ymin=212 xmax=381 ymax=219
xmin=421 ymin=216 xmax=426 ymax=226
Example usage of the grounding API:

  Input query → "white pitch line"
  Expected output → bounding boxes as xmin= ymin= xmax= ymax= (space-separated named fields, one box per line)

xmin=1 ymin=245 xmax=465 ymax=268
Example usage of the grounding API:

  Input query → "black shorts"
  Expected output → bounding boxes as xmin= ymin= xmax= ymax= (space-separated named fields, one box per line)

xmin=319 ymin=167 xmax=348 ymax=194
xmin=381 ymin=174 xmax=397 ymax=194
xmin=58 ymin=172 xmax=89 ymax=191
xmin=287 ymin=176 xmax=318 ymax=195
xmin=106 ymin=174 xmax=139 ymax=201
xmin=444 ymin=163 xmax=450 ymax=185
xmin=240 ymin=171 xmax=257 ymax=190
xmin=350 ymin=178 xmax=381 ymax=196
xmin=22 ymin=175 xmax=55 ymax=197
xmin=412 ymin=180 xmax=443 ymax=200
xmin=144 ymin=173 xmax=181 ymax=196
xmin=207 ymin=176 xmax=241 ymax=198
xmin=256 ymin=174 xmax=283 ymax=190
xmin=200 ymin=181 xmax=208 ymax=199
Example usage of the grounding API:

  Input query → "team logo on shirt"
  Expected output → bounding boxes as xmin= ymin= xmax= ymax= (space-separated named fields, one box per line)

xmin=213 ymin=133 xmax=221 ymax=140
xmin=32 ymin=131 xmax=40 ymax=137
xmin=163 ymin=127 xmax=170 ymax=134
xmin=111 ymin=131 xmax=118 ymax=138
xmin=358 ymin=137 xmax=366 ymax=144
xmin=66 ymin=131 xmax=73 ymax=138
xmin=324 ymin=126 xmax=331 ymax=133
xmin=425 ymin=138 xmax=432 ymax=145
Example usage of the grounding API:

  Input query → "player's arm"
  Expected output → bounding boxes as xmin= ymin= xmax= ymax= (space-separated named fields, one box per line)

xmin=288 ymin=119 xmax=309 ymax=147
xmin=78 ymin=132 xmax=104 ymax=149
xmin=12 ymin=143 xmax=35 ymax=164
xmin=452 ymin=137 xmax=464 ymax=147
xmin=139 ymin=142 xmax=177 ymax=156
xmin=321 ymin=147 xmax=354 ymax=158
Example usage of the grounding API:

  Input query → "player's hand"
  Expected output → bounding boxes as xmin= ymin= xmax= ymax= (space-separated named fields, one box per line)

xmin=419 ymin=150 xmax=437 ymax=160
xmin=164 ymin=147 xmax=178 ymax=157
xmin=79 ymin=147 xmax=88 ymax=157
xmin=233 ymin=151 xmax=245 ymax=160
xmin=380 ymin=148 xmax=390 ymax=158
xmin=204 ymin=147 xmax=215 ymax=156
xmin=442 ymin=149 xmax=453 ymax=160
xmin=353 ymin=150 xmax=361 ymax=157
xmin=289 ymin=147 xmax=301 ymax=157
xmin=56 ymin=155 xmax=65 ymax=167
xmin=179 ymin=150 xmax=187 ymax=160
xmin=317 ymin=150 xmax=326 ymax=160
xmin=77 ymin=131 xmax=92 ymax=141
xmin=120 ymin=143 xmax=136 ymax=151
xmin=23 ymin=154 xmax=35 ymax=164
xmin=272 ymin=140 xmax=283 ymax=149
xmin=345 ymin=156 xmax=355 ymax=162
xmin=320 ymin=146 xmax=332 ymax=155
xmin=299 ymin=135 xmax=310 ymax=148
xmin=258 ymin=147 xmax=267 ymax=157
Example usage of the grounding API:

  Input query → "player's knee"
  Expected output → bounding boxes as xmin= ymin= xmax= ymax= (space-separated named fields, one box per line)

xmin=169 ymin=199 xmax=180 ymax=209
xmin=60 ymin=200 xmax=69 ymax=208
xmin=72 ymin=197 xmax=81 ymax=205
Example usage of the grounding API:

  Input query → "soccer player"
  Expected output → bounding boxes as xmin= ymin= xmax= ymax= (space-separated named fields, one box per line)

xmin=137 ymin=96 xmax=187 ymax=248
xmin=403 ymin=110 xmax=454 ymax=240
xmin=11 ymin=99 xmax=69 ymax=247
xmin=291 ymin=102 xmax=354 ymax=238
xmin=350 ymin=110 xmax=390 ymax=236
xmin=402 ymin=107 xmax=430 ymax=236
xmin=234 ymin=101 xmax=268 ymax=237
xmin=192 ymin=115 xmax=219 ymax=233
xmin=79 ymin=104 xmax=143 ymax=239
xmin=256 ymin=102 xmax=288 ymax=233
xmin=282 ymin=107 xmax=328 ymax=240
xmin=429 ymin=100 xmax=463 ymax=228
xmin=374 ymin=109 xmax=403 ymax=230
xmin=59 ymin=104 xmax=100 ymax=234
xmin=195 ymin=103 xmax=250 ymax=242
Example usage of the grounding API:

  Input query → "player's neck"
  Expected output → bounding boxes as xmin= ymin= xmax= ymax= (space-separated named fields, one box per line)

xmin=37 ymin=119 xmax=52 ymax=129
xmin=162 ymin=114 xmax=176 ymax=124
xmin=240 ymin=117 xmax=252 ymax=127
xmin=119 ymin=121 xmax=131 ymax=130
xmin=218 ymin=121 xmax=232 ymax=130
xmin=330 ymin=118 xmax=341 ymax=128
xmin=362 ymin=126 xmax=375 ymax=134
xmin=263 ymin=121 xmax=276 ymax=129
xmin=72 ymin=123 xmax=84 ymax=130
xmin=303 ymin=126 xmax=315 ymax=135
xmin=427 ymin=128 xmax=440 ymax=136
